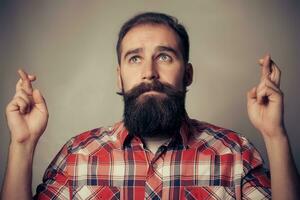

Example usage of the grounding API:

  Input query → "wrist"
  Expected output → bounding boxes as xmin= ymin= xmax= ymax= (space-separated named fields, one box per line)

xmin=262 ymin=129 xmax=290 ymax=154
xmin=9 ymin=140 xmax=37 ymax=156
xmin=261 ymin=126 xmax=287 ymax=141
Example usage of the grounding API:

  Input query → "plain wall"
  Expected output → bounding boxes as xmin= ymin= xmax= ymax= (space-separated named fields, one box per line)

xmin=1 ymin=0 xmax=299 ymax=193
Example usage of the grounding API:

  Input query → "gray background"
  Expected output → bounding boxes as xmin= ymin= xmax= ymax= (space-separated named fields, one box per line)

xmin=1 ymin=0 xmax=299 ymax=193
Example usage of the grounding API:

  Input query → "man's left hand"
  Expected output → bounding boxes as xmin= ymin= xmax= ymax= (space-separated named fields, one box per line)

xmin=247 ymin=54 xmax=286 ymax=139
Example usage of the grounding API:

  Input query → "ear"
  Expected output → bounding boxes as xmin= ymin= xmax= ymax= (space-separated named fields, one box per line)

xmin=117 ymin=66 xmax=123 ymax=91
xmin=184 ymin=63 xmax=193 ymax=87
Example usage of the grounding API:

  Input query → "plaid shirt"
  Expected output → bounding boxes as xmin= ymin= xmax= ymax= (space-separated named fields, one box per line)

xmin=34 ymin=118 xmax=271 ymax=200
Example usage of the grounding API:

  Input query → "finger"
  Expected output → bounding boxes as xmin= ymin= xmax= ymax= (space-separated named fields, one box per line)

xmin=12 ymin=96 xmax=29 ymax=114
xmin=14 ymin=89 xmax=32 ymax=105
xmin=269 ymin=60 xmax=281 ymax=87
xmin=256 ymin=77 xmax=268 ymax=94
xmin=257 ymin=86 xmax=282 ymax=105
xmin=259 ymin=57 xmax=281 ymax=87
xmin=16 ymin=79 xmax=23 ymax=92
xmin=32 ymin=89 xmax=48 ymax=113
xmin=14 ymin=88 xmax=34 ymax=113
xmin=247 ymin=86 xmax=257 ymax=99
xmin=257 ymin=76 xmax=281 ymax=94
xmin=17 ymin=69 xmax=34 ymax=94
xmin=28 ymin=74 xmax=36 ymax=81
xmin=247 ymin=86 xmax=257 ymax=105
xmin=260 ymin=54 xmax=271 ymax=80
xmin=264 ymin=76 xmax=281 ymax=93
xmin=16 ymin=73 xmax=36 ymax=92
xmin=15 ymin=79 xmax=35 ymax=95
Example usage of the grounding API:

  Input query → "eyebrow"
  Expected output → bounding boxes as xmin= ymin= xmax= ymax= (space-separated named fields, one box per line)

xmin=122 ymin=45 xmax=180 ymax=61
xmin=155 ymin=46 xmax=180 ymax=58
xmin=123 ymin=48 xmax=143 ymax=61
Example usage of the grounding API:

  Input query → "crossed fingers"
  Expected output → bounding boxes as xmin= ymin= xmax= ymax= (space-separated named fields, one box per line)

xmin=16 ymin=69 xmax=36 ymax=94
xmin=259 ymin=54 xmax=281 ymax=87
xmin=255 ymin=54 xmax=283 ymax=105
xmin=14 ymin=69 xmax=36 ymax=113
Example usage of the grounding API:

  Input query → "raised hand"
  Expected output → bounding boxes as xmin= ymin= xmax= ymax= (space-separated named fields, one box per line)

xmin=6 ymin=69 xmax=49 ymax=145
xmin=247 ymin=54 xmax=285 ymax=139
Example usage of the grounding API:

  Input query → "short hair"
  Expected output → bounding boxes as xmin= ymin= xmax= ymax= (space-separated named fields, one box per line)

xmin=116 ymin=12 xmax=190 ymax=65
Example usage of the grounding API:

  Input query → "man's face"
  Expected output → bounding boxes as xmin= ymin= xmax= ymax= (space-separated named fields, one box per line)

xmin=118 ymin=24 xmax=191 ymax=97
xmin=117 ymin=23 xmax=193 ymax=138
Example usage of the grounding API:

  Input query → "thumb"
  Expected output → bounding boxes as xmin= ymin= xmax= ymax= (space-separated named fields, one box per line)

xmin=32 ymin=89 xmax=48 ymax=113
xmin=247 ymin=87 xmax=257 ymax=103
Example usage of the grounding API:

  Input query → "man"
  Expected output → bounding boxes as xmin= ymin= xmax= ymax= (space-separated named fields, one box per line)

xmin=1 ymin=12 xmax=300 ymax=200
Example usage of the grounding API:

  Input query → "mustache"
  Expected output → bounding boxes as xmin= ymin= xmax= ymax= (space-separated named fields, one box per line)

xmin=122 ymin=80 xmax=186 ymax=101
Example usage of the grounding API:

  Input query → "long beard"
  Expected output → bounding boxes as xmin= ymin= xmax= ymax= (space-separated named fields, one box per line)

xmin=122 ymin=80 xmax=186 ymax=139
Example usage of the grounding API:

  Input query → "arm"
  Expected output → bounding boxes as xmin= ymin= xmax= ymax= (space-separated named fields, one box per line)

xmin=1 ymin=69 xmax=48 ymax=200
xmin=264 ymin=129 xmax=300 ymax=199
xmin=247 ymin=54 xmax=300 ymax=200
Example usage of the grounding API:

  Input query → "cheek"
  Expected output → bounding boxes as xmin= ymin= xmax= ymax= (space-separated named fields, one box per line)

xmin=120 ymin=69 xmax=140 ymax=91
xmin=160 ymin=68 xmax=185 ymax=89
xmin=174 ymin=74 xmax=185 ymax=89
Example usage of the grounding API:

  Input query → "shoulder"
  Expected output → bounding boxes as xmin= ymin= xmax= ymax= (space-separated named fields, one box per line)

xmin=189 ymin=119 xmax=266 ymax=172
xmin=188 ymin=119 xmax=258 ymax=155
xmin=63 ymin=122 xmax=123 ymax=155
xmin=43 ymin=122 xmax=125 ymax=174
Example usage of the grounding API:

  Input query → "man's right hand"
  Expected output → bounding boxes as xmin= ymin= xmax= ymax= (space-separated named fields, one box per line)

xmin=6 ymin=69 xmax=48 ymax=146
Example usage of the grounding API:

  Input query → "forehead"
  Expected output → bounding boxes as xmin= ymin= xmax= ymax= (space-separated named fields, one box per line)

xmin=120 ymin=24 xmax=181 ymax=55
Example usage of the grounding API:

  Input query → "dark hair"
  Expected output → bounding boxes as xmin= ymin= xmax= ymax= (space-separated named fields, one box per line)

xmin=116 ymin=12 xmax=190 ymax=65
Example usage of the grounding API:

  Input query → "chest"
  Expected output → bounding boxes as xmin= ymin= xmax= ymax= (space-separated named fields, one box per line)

xmin=66 ymin=149 xmax=241 ymax=199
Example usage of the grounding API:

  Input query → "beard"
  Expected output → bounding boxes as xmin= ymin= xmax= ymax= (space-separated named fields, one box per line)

xmin=122 ymin=80 xmax=187 ymax=139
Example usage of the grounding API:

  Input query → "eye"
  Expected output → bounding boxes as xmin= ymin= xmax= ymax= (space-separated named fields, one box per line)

xmin=129 ymin=56 xmax=141 ymax=64
xmin=158 ymin=54 xmax=172 ymax=62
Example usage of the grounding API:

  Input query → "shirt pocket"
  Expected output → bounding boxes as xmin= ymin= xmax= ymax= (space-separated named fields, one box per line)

xmin=72 ymin=185 xmax=120 ymax=200
xmin=183 ymin=186 xmax=235 ymax=200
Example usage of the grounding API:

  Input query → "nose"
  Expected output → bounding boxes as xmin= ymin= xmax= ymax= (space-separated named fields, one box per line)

xmin=142 ymin=60 xmax=158 ymax=81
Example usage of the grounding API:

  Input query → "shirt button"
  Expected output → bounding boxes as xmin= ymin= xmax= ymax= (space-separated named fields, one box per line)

xmin=152 ymin=163 xmax=158 ymax=169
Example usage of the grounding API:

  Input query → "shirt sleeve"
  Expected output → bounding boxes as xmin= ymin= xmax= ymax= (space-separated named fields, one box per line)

xmin=33 ymin=139 xmax=74 ymax=200
xmin=241 ymin=141 xmax=271 ymax=200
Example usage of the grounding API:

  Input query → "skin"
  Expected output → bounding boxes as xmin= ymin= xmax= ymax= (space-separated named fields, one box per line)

xmin=1 ymin=23 xmax=299 ymax=199
xmin=117 ymin=24 xmax=193 ymax=96
xmin=2 ymin=69 xmax=48 ymax=200
xmin=117 ymin=24 xmax=193 ymax=152
xmin=247 ymin=55 xmax=300 ymax=199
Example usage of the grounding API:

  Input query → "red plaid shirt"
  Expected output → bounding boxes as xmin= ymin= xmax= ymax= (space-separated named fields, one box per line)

xmin=34 ymin=118 xmax=271 ymax=199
